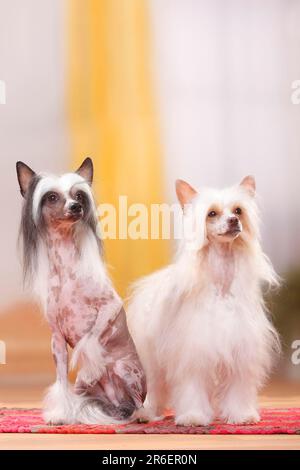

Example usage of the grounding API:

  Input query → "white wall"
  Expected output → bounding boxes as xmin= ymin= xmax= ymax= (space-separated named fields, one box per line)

xmin=1 ymin=0 xmax=300 ymax=309
xmin=0 ymin=0 xmax=68 ymax=307
xmin=150 ymin=0 xmax=300 ymax=271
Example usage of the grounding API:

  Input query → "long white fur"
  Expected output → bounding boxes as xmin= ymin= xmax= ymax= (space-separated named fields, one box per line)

xmin=128 ymin=180 xmax=280 ymax=426
xmin=43 ymin=381 xmax=123 ymax=425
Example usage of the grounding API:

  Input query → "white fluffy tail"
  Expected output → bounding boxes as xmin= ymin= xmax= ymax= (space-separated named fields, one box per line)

xmin=43 ymin=380 xmax=129 ymax=425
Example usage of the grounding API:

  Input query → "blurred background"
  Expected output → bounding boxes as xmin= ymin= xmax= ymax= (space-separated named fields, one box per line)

xmin=0 ymin=0 xmax=299 ymax=400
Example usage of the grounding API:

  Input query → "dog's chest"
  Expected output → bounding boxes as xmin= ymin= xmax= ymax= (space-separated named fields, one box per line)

xmin=207 ymin=248 xmax=236 ymax=296
xmin=45 ymin=234 xmax=111 ymax=346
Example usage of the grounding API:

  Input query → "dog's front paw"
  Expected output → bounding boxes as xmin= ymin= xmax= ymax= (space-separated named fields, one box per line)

xmin=175 ymin=411 xmax=212 ymax=427
xmin=134 ymin=406 xmax=163 ymax=423
xmin=71 ymin=335 xmax=105 ymax=386
xmin=43 ymin=409 xmax=71 ymax=426
xmin=43 ymin=381 xmax=75 ymax=425
xmin=223 ymin=408 xmax=260 ymax=425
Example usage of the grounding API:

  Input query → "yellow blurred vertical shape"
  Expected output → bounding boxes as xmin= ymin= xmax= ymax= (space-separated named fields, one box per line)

xmin=68 ymin=0 xmax=169 ymax=296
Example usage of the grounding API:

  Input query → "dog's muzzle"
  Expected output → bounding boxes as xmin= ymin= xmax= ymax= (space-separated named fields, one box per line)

xmin=69 ymin=202 xmax=83 ymax=219
xmin=226 ymin=216 xmax=241 ymax=236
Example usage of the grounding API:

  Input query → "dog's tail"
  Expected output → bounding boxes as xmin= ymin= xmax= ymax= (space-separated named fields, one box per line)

xmin=43 ymin=380 xmax=136 ymax=425
xmin=74 ymin=393 xmax=135 ymax=425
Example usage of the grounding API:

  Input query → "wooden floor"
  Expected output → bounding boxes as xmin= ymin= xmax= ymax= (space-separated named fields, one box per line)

xmin=0 ymin=381 xmax=300 ymax=450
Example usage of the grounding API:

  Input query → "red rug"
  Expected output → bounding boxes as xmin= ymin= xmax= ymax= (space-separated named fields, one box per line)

xmin=0 ymin=408 xmax=300 ymax=434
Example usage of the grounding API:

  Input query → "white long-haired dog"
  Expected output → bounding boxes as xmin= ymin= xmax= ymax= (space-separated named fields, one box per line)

xmin=16 ymin=158 xmax=146 ymax=425
xmin=127 ymin=176 xmax=280 ymax=426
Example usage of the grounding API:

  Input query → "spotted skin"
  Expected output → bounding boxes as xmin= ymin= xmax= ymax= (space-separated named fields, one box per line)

xmin=46 ymin=227 xmax=146 ymax=420
xmin=16 ymin=160 xmax=145 ymax=422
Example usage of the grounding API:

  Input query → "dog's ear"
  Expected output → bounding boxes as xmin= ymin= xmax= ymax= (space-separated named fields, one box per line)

xmin=240 ymin=175 xmax=256 ymax=197
xmin=176 ymin=179 xmax=198 ymax=208
xmin=16 ymin=161 xmax=36 ymax=198
xmin=76 ymin=157 xmax=93 ymax=185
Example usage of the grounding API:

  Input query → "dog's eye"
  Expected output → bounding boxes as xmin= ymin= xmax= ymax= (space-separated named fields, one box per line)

xmin=234 ymin=207 xmax=242 ymax=215
xmin=208 ymin=210 xmax=217 ymax=218
xmin=75 ymin=192 xmax=83 ymax=201
xmin=47 ymin=193 xmax=59 ymax=203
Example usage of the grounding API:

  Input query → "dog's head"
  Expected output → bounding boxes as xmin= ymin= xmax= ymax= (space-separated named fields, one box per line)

xmin=17 ymin=158 xmax=94 ymax=229
xmin=16 ymin=158 xmax=98 ymax=282
xmin=176 ymin=176 xmax=258 ymax=250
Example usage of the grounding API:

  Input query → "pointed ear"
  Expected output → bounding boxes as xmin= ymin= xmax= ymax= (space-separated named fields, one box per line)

xmin=176 ymin=179 xmax=198 ymax=208
xmin=16 ymin=161 xmax=36 ymax=197
xmin=240 ymin=175 xmax=256 ymax=197
xmin=76 ymin=157 xmax=93 ymax=184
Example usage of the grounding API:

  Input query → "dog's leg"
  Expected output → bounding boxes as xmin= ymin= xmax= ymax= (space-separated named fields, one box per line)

xmin=173 ymin=377 xmax=213 ymax=426
xmin=71 ymin=293 xmax=122 ymax=385
xmin=43 ymin=329 xmax=74 ymax=425
xmin=71 ymin=293 xmax=146 ymax=415
xmin=219 ymin=375 xmax=260 ymax=424
xmin=135 ymin=371 xmax=167 ymax=422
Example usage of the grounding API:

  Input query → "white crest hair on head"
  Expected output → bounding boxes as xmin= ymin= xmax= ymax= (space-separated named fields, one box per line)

xmin=32 ymin=173 xmax=95 ymax=224
xmin=176 ymin=187 xmax=225 ymax=256
xmin=19 ymin=168 xmax=102 ymax=301
xmin=177 ymin=198 xmax=208 ymax=255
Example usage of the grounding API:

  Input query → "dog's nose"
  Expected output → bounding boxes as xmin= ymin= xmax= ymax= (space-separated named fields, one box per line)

xmin=70 ymin=202 xmax=82 ymax=214
xmin=228 ymin=216 xmax=239 ymax=226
